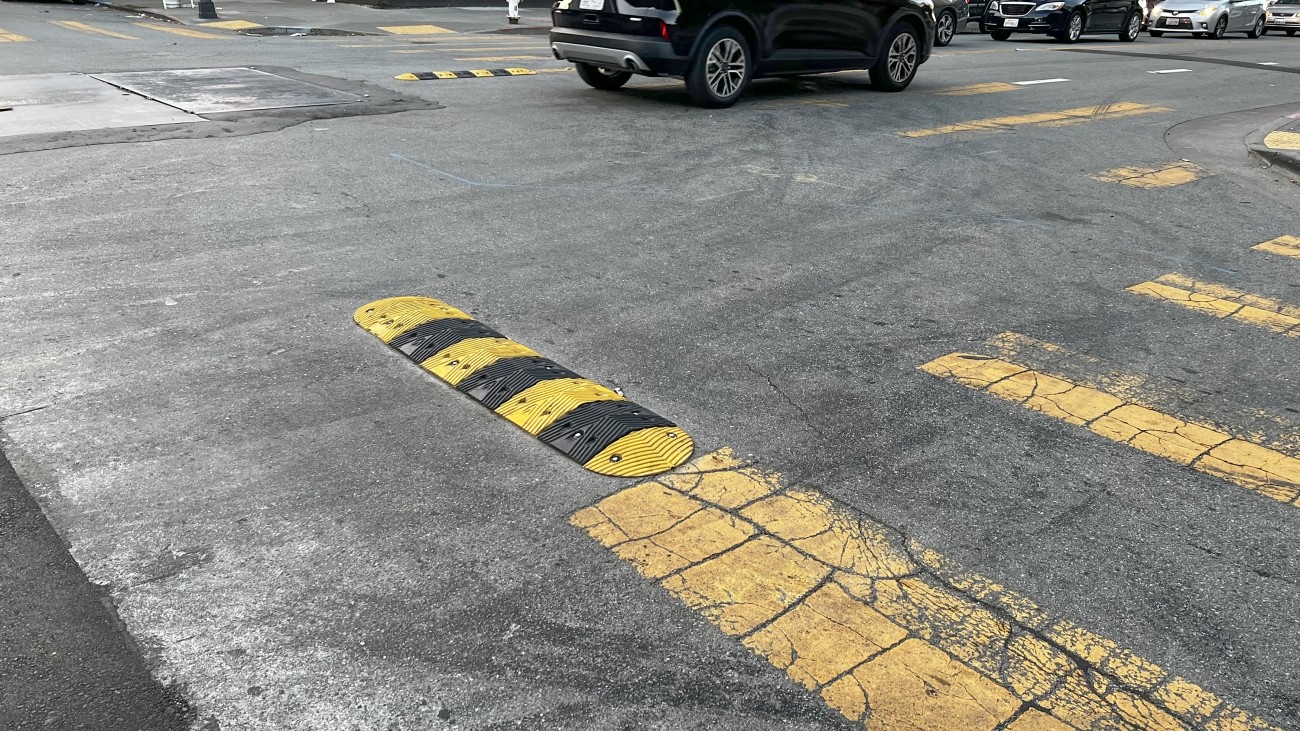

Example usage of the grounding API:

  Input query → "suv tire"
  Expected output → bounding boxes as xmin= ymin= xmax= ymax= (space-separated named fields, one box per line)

xmin=575 ymin=62 xmax=633 ymax=90
xmin=870 ymin=22 xmax=923 ymax=91
xmin=686 ymin=25 xmax=752 ymax=108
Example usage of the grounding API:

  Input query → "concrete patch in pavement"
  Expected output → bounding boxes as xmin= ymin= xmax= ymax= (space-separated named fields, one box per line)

xmin=0 ymin=445 xmax=193 ymax=731
xmin=0 ymin=66 xmax=440 ymax=156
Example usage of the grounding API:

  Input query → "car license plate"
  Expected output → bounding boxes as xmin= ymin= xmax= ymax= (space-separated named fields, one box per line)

xmin=1004 ymin=18 xmax=1020 ymax=26
xmin=579 ymin=0 xmax=603 ymax=9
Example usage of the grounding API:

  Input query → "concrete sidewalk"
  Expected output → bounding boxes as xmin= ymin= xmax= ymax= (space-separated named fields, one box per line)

xmin=98 ymin=0 xmax=552 ymax=35
xmin=1248 ymin=111 xmax=1300 ymax=179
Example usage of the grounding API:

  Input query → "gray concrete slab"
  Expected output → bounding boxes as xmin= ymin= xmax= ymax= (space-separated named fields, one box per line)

xmin=0 ymin=74 xmax=201 ymax=138
xmin=91 ymin=67 xmax=360 ymax=114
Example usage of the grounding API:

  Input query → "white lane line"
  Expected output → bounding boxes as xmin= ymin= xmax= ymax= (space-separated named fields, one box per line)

xmin=1012 ymin=78 xmax=1070 ymax=85
xmin=1147 ymin=68 xmax=1192 ymax=74
xmin=1258 ymin=62 xmax=1280 ymax=66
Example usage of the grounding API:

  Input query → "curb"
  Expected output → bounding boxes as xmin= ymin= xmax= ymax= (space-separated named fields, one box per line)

xmin=90 ymin=0 xmax=182 ymax=23
xmin=1246 ymin=114 xmax=1300 ymax=179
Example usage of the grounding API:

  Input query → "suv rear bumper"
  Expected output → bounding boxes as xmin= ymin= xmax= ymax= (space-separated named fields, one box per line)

xmin=550 ymin=28 xmax=688 ymax=76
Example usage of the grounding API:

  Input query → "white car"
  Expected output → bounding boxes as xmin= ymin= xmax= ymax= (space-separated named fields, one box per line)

xmin=1148 ymin=0 xmax=1269 ymax=36
xmin=1265 ymin=0 xmax=1300 ymax=34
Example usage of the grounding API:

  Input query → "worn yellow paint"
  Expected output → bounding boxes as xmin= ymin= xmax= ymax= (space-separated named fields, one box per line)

xmin=931 ymin=81 xmax=1020 ymax=96
xmin=418 ymin=337 xmax=538 ymax=386
xmin=1128 ymin=274 xmax=1300 ymax=337
xmin=1263 ymin=130 xmax=1300 ymax=151
xmin=572 ymin=449 xmax=1285 ymax=731
xmin=1093 ymin=162 xmax=1208 ymax=188
xmin=0 ymin=28 xmax=33 ymax=42
xmin=200 ymin=19 xmax=261 ymax=30
xmin=921 ymin=353 xmax=1300 ymax=506
xmin=133 ymin=22 xmax=226 ymax=39
xmin=352 ymin=296 xmax=470 ymax=343
xmin=1251 ymin=235 xmax=1300 ymax=260
xmin=453 ymin=55 xmax=550 ymax=62
xmin=379 ymin=24 xmax=455 ymax=34
xmin=50 ymin=21 xmax=138 ymax=39
xmin=536 ymin=67 xmax=574 ymax=74
xmin=899 ymin=102 xmax=1170 ymax=137
xmin=495 ymin=377 xmax=625 ymax=434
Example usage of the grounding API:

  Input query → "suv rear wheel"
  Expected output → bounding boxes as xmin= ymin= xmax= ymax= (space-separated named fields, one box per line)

xmin=686 ymin=26 xmax=752 ymax=108
xmin=575 ymin=62 xmax=633 ymax=91
xmin=870 ymin=22 xmax=922 ymax=91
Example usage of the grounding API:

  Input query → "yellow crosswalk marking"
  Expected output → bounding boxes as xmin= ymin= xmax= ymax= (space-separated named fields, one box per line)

xmin=51 ymin=21 xmax=138 ymax=39
xmin=930 ymin=81 xmax=1021 ymax=96
xmin=0 ymin=27 xmax=33 ymax=42
xmin=200 ymin=20 xmax=262 ymax=30
xmin=1128 ymin=274 xmax=1300 ymax=337
xmin=921 ymin=351 xmax=1300 ymax=506
xmin=379 ymin=24 xmax=455 ymax=34
xmin=453 ymin=55 xmax=550 ymax=61
xmin=899 ymin=102 xmax=1170 ymax=138
xmin=1093 ymin=161 xmax=1209 ymax=188
xmin=132 ymin=22 xmax=226 ymax=39
xmin=573 ymin=449 xmax=1286 ymax=731
xmin=1251 ymin=235 xmax=1300 ymax=260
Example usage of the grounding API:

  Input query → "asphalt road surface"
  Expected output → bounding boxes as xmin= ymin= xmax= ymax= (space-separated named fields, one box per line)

xmin=3 ymin=3 xmax=1300 ymax=730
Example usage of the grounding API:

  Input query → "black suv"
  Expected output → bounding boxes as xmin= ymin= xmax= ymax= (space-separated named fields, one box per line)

xmin=549 ymin=0 xmax=934 ymax=108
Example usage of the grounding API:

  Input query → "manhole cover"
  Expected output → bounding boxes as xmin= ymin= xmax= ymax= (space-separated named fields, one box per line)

xmin=89 ymin=68 xmax=360 ymax=114
xmin=0 ymin=73 xmax=201 ymax=138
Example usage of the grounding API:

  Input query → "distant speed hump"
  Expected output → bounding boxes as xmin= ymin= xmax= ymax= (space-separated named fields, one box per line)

xmin=355 ymin=296 xmax=694 ymax=477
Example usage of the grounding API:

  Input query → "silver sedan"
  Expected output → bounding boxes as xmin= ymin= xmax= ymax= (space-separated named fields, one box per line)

xmin=1148 ymin=0 xmax=1269 ymax=36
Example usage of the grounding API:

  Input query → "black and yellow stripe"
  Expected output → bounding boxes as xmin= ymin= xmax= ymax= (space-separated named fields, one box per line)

xmin=355 ymin=296 xmax=693 ymax=477
xmin=394 ymin=68 xmax=537 ymax=81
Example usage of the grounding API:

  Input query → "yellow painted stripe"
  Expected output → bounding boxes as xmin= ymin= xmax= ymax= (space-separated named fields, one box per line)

xmin=1263 ymin=130 xmax=1300 ymax=151
xmin=921 ymin=352 xmax=1300 ymax=505
xmin=930 ymin=81 xmax=1020 ymax=96
xmin=1093 ymin=162 xmax=1208 ymax=188
xmin=573 ymin=448 xmax=1285 ymax=731
xmin=50 ymin=21 xmax=138 ymax=39
xmin=495 ymin=377 xmax=625 ymax=434
xmin=132 ymin=22 xmax=226 ymax=39
xmin=453 ymin=55 xmax=550 ymax=62
xmin=1128 ymin=274 xmax=1300 ymax=337
xmin=1251 ymin=235 xmax=1300 ymax=259
xmin=379 ymin=24 xmax=455 ymax=35
xmin=353 ymin=296 xmax=471 ymax=343
xmin=0 ymin=28 xmax=33 ymax=42
xmin=201 ymin=20 xmax=262 ymax=30
xmin=899 ymin=102 xmax=1170 ymax=138
xmin=536 ymin=68 xmax=574 ymax=74
xmin=988 ymin=331 xmax=1300 ymax=456
xmin=582 ymin=425 xmax=694 ymax=477
xmin=417 ymin=337 xmax=538 ymax=386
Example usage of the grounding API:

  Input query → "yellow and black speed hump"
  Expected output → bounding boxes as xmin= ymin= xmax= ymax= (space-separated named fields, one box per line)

xmin=355 ymin=296 xmax=694 ymax=477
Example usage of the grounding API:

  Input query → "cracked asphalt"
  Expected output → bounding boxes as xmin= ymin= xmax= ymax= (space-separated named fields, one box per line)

xmin=2 ymin=2 xmax=1300 ymax=729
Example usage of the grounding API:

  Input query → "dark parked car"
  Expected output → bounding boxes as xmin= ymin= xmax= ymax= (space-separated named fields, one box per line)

xmin=1267 ymin=0 xmax=1300 ymax=34
xmin=549 ymin=0 xmax=935 ymax=108
xmin=935 ymin=0 xmax=972 ymax=45
xmin=982 ymin=0 xmax=1145 ymax=41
